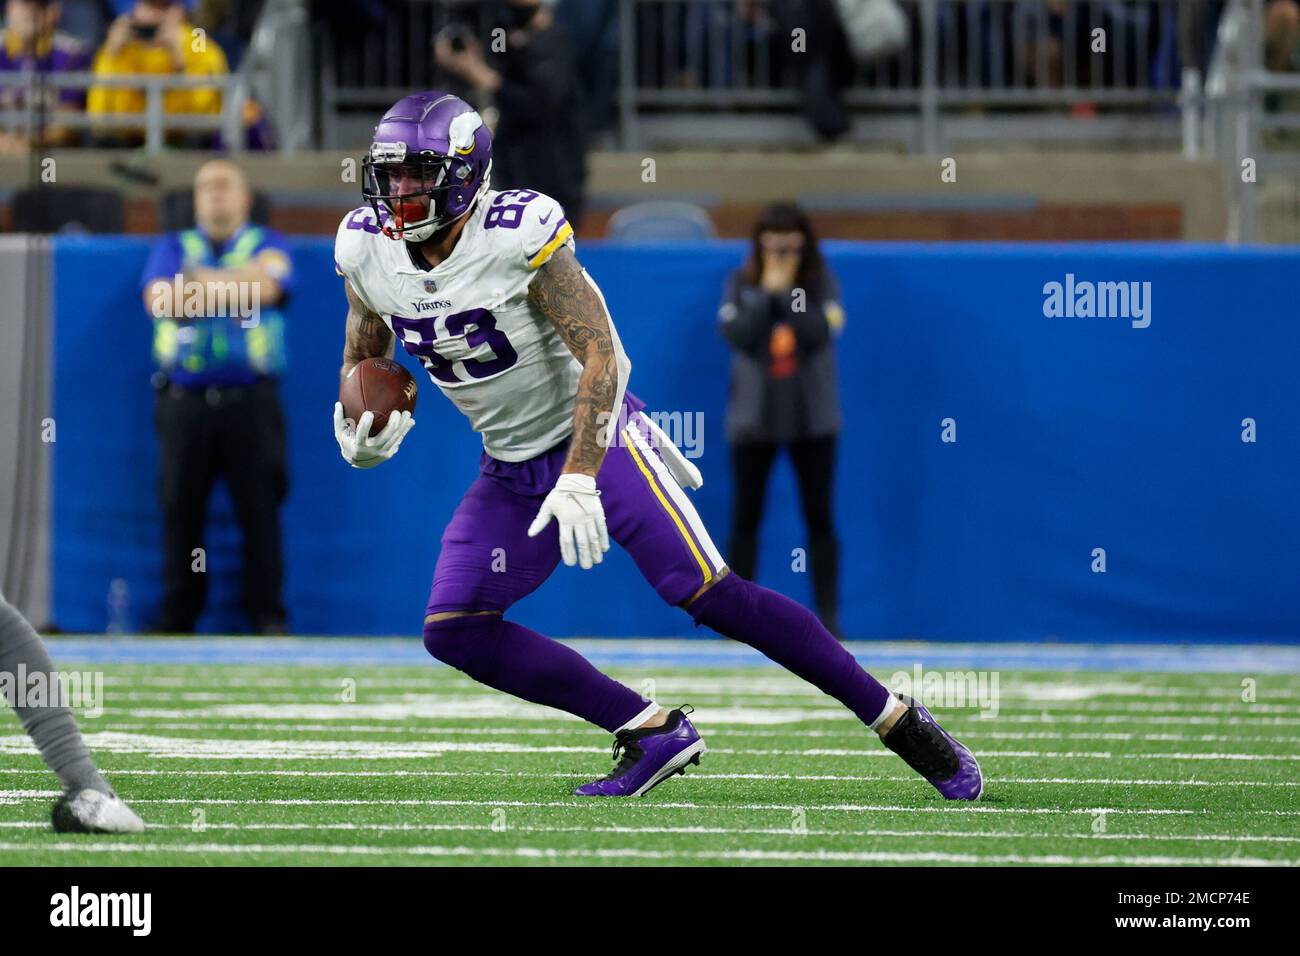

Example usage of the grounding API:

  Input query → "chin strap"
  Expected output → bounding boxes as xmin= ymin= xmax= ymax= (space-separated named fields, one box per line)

xmin=382 ymin=217 xmax=438 ymax=242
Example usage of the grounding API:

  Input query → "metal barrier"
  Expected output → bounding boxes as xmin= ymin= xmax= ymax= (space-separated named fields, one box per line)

xmin=245 ymin=0 xmax=313 ymax=154
xmin=318 ymin=0 xmax=485 ymax=149
xmin=0 ymin=0 xmax=308 ymax=156
xmin=1204 ymin=0 xmax=1300 ymax=242
xmin=0 ymin=71 xmax=247 ymax=154
xmin=617 ymin=0 xmax=1219 ymax=150
xmin=8 ymin=0 xmax=1296 ymax=241
xmin=310 ymin=0 xmax=1221 ymax=152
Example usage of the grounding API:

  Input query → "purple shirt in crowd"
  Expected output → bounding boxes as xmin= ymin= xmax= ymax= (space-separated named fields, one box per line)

xmin=0 ymin=30 xmax=91 ymax=112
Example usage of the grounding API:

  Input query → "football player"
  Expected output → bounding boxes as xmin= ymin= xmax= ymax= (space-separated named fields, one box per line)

xmin=333 ymin=91 xmax=981 ymax=799
xmin=0 ymin=592 xmax=144 ymax=831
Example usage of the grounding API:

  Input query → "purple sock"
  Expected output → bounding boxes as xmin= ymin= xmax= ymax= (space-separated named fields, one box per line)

xmin=688 ymin=573 xmax=893 ymax=728
xmin=423 ymin=615 xmax=652 ymax=733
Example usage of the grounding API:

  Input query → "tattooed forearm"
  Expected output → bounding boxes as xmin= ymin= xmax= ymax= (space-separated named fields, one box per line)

xmin=565 ymin=352 xmax=619 ymax=475
xmin=340 ymin=278 xmax=393 ymax=384
xmin=528 ymin=246 xmax=620 ymax=477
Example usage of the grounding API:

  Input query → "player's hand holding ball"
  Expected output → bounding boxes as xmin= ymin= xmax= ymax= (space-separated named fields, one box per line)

xmin=333 ymin=404 xmax=414 ymax=469
xmin=335 ymin=357 xmax=418 ymax=468
xmin=528 ymin=474 xmax=609 ymax=570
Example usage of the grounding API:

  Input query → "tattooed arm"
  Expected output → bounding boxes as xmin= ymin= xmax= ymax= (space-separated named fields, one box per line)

xmin=340 ymin=278 xmax=394 ymax=386
xmin=527 ymin=246 xmax=630 ymax=477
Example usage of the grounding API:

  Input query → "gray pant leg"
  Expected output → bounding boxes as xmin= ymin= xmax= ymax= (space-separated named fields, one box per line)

xmin=0 ymin=593 xmax=109 ymax=795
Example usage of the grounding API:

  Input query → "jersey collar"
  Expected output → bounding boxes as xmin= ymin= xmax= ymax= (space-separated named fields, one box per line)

xmin=388 ymin=198 xmax=485 ymax=275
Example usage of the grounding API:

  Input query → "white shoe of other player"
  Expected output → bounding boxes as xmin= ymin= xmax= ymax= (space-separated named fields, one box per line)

xmin=51 ymin=789 xmax=146 ymax=834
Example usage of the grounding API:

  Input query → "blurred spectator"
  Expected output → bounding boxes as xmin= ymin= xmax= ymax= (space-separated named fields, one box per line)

xmin=1014 ymin=1 xmax=1166 ymax=94
xmin=0 ymin=0 xmax=91 ymax=151
xmin=192 ymin=0 xmax=265 ymax=68
xmin=556 ymin=0 xmax=616 ymax=134
xmin=1266 ymin=0 xmax=1299 ymax=72
xmin=55 ymin=0 xmax=111 ymax=49
xmin=141 ymin=159 xmax=292 ymax=635
xmin=193 ymin=0 xmax=274 ymax=149
xmin=435 ymin=0 xmax=588 ymax=228
xmin=87 ymin=0 xmax=227 ymax=147
xmin=772 ymin=0 xmax=856 ymax=140
xmin=837 ymin=0 xmax=907 ymax=66
xmin=719 ymin=203 xmax=845 ymax=638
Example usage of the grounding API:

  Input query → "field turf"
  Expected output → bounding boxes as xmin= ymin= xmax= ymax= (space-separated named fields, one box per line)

xmin=1 ymin=639 xmax=1297 ymax=866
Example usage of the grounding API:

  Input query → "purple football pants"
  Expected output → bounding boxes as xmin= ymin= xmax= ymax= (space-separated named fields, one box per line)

xmin=422 ymin=398 xmax=892 ymax=734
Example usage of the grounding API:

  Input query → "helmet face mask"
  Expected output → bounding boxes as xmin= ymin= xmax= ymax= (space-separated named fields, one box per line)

xmin=362 ymin=150 xmax=462 ymax=242
xmin=362 ymin=93 xmax=494 ymax=244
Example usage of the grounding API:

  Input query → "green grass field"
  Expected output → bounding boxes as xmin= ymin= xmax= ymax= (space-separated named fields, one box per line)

xmin=1 ymin=640 xmax=1297 ymax=866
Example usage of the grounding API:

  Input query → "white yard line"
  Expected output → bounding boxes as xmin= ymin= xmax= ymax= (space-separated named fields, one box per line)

xmin=2 ymin=767 xmax=1296 ymax=788
xmin=77 ymin=721 xmax=1300 ymax=746
xmin=103 ymin=711 xmax=1300 ymax=727
xmin=2 ymin=733 xmax=1296 ymax=762
xmin=96 ymin=682 xmax=1300 ymax=703
xmin=2 ymin=792 xmax=1251 ymax=813
xmin=977 ymin=715 xmax=1300 ymax=726
xmin=0 ymin=790 xmax=61 ymax=798
xmin=0 ymin=841 xmax=1288 ymax=866
xmin=2 ymin=820 xmax=1297 ymax=845
xmin=100 ymin=699 xmax=1300 ymax=720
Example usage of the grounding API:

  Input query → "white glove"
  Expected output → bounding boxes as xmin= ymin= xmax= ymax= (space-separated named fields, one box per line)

xmin=642 ymin=415 xmax=703 ymax=490
xmin=333 ymin=402 xmax=415 ymax=469
xmin=527 ymin=473 xmax=610 ymax=569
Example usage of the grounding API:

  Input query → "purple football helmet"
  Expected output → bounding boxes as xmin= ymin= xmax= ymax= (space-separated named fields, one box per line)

xmin=361 ymin=90 xmax=493 ymax=242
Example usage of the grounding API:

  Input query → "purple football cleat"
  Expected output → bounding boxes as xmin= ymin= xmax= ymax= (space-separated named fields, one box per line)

xmin=575 ymin=708 xmax=706 ymax=797
xmin=882 ymin=695 xmax=984 ymax=800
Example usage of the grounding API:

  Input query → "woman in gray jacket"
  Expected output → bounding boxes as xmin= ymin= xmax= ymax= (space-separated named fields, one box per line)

xmin=719 ymin=203 xmax=845 ymax=638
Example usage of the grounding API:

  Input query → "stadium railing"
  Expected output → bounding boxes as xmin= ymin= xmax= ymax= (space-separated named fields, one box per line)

xmin=1204 ymin=0 xmax=1300 ymax=242
xmin=313 ymin=0 xmax=1217 ymax=151
xmin=615 ymin=0 xmax=1218 ymax=150
xmin=0 ymin=72 xmax=248 ymax=154
xmin=0 ymin=0 xmax=310 ymax=155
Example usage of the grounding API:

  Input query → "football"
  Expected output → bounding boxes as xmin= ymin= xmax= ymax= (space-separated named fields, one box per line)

xmin=339 ymin=357 xmax=417 ymax=433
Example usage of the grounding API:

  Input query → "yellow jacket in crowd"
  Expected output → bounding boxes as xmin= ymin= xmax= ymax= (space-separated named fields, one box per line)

xmin=88 ymin=21 xmax=227 ymax=117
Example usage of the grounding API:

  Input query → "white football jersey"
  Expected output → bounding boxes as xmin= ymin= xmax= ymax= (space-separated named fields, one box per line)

xmin=335 ymin=189 xmax=582 ymax=461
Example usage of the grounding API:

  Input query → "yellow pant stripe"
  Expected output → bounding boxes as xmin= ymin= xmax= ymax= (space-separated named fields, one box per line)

xmin=622 ymin=426 xmax=713 ymax=586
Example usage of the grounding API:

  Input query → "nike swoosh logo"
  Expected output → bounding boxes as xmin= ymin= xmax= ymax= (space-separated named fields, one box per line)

xmin=539 ymin=211 xmax=553 ymax=225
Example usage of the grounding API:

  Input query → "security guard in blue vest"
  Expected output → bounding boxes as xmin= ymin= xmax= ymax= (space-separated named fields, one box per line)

xmin=141 ymin=159 xmax=292 ymax=634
